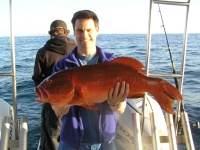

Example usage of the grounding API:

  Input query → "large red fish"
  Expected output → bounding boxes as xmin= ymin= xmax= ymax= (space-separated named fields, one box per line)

xmin=35 ymin=57 xmax=182 ymax=114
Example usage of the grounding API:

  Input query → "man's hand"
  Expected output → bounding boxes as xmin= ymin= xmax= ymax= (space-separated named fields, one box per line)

xmin=107 ymin=81 xmax=129 ymax=114
xmin=107 ymin=81 xmax=129 ymax=106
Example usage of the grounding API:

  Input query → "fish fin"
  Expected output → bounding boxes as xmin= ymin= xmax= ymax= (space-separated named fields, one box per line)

xmin=68 ymin=86 xmax=99 ymax=110
xmin=68 ymin=98 xmax=99 ymax=110
xmin=50 ymin=80 xmax=74 ymax=107
xmin=36 ymin=98 xmax=49 ymax=103
xmin=130 ymin=92 xmax=145 ymax=97
xmin=68 ymin=98 xmax=100 ymax=110
xmin=80 ymin=103 xmax=99 ymax=110
xmin=156 ymin=94 xmax=175 ymax=114
xmin=111 ymin=57 xmax=145 ymax=74
xmin=69 ymin=86 xmax=86 ymax=103
xmin=36 ymin=97 xmax=67 ymax=108
xmin=68 ymin=86 xmax=85 ymax=105
xmin=148 ymin=78 xmax=182 ymax=114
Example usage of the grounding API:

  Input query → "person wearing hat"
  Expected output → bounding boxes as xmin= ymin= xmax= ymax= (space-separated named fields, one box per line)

xmin=32 ymin=19 xmax=76 ymax=150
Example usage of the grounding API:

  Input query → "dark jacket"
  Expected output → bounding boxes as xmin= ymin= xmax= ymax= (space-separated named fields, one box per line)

xmin=52 ymin=47 xmax=116 ymax=149
xmin=32 ymin=35 xmax=76 ymax=86
xmin=32 ymin=34 xmax=76 ymax=150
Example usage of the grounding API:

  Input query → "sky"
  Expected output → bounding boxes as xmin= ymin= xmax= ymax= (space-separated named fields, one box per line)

xmin=0 ymin=0 xmax=199 ymax=37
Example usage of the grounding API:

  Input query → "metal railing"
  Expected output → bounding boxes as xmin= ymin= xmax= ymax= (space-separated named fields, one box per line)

xmin=133 ymin=111 xmax=195 ymax=150
xmin=0 ymin=0 xmax=28 ymax=149
xmin=139 ymin=0 xmax=195 ymax=149
xmin=0 ymin=116 xmax=28 ymax=150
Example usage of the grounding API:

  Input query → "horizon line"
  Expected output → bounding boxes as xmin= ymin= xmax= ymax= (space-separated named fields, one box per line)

xmin=1 ymin=32 xmax=200 ymax=38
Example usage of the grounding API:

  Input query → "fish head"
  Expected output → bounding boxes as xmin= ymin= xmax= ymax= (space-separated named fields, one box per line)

xmin=35 ymin=71 xmax=74 ymax=107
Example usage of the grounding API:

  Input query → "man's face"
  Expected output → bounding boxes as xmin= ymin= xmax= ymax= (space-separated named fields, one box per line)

xmin=74 ymin=18 xmax=99 ymax=52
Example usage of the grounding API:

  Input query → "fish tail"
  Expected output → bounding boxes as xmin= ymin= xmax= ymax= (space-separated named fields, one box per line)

xmin=148 ymin=78 xmax=182 ymax=114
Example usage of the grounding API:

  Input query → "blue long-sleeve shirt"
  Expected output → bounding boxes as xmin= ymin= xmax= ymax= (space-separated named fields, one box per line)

xmin=52 ymin=46 xmax=117 ymax=149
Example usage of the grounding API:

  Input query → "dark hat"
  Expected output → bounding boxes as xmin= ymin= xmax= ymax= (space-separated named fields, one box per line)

xmin=50 ymin=20 xmax=68 ymax=30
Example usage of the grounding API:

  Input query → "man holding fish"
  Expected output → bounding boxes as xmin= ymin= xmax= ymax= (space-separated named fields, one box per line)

xmin=50 ymin=10 xmax=130 ymax=150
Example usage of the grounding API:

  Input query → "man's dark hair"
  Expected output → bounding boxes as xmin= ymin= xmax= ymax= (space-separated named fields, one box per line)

xmin=71 ymin=10 xmax=99 ymax=29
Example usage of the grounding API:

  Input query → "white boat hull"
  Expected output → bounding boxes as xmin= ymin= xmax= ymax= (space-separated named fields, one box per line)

xmin=115 ymin=95 xmax=170 ymax=149
xmin=0 ymin=98 xmax=15 ymax=140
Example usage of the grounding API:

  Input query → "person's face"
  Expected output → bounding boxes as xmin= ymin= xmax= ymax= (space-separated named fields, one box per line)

xmin=74 ymin=18 xmax=99 ymax=51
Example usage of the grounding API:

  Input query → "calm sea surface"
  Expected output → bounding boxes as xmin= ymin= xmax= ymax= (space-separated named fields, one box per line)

xmin=0 ymin=34 xmax=200 ymax=149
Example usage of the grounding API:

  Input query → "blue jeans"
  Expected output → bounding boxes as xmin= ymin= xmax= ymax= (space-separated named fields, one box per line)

xmin=58 ymin=140 xmax=116 ymax=150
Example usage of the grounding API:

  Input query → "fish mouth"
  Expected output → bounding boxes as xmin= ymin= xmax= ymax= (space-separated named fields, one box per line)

xmin=35 ymin=86 xmax=48 ymax=100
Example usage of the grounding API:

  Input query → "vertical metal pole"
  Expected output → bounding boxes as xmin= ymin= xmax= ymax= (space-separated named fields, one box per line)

xmin=181 ymin=112 xmax=195 ymax=150
xmin=174 ymin=0 xmax=190 ymax=134
xmin=9 ymin=0 xmax=19 ymax=140
xmin=19 ymin=117 xmax=28 ymax=150
xmin=150 ymin=112 xmax=160 ymax=150
xmin=166 ymin=113 xmax=177 ymax=150
xmin=146 ymin=0 xmax=153 ymax=75
xmin=133 ymin=113 xmax=142 ymax=150
xmin=0 ymin=117 xmax=11 ymax=150
xmin=141 ymin=0 xmax=153 ymax=136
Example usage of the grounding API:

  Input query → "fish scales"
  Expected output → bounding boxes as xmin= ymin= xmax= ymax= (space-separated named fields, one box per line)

xmin=35 ymin=57 xmax=182 ymax=114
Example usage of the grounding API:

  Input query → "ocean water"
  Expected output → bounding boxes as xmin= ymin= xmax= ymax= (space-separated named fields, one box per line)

xmin=0 ymin=34 xmax=200 ymax=149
